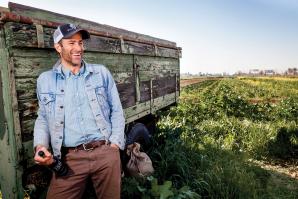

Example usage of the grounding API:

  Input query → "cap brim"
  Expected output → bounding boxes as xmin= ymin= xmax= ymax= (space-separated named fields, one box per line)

xmin=64 ymin=29 xmax=90 ymax=40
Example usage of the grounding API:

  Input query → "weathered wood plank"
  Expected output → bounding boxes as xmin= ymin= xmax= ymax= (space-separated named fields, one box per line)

xmin=7 ymin=57 xmax=24 ymax=160
xmin=9 ymin=2 xmax=177 ymax=48
xmin=157 ymin=46 xmax=180 ymax=58
xmin=135 ymin=56 xmax=179 ymax=80
xmin=84 ymin=52 xmax=133 ymax=72
xmin=13 ymin=56 xmax=57 ymax=78
xmin=138 ymin=70 xmax=179 ymax=81
xmin=123 ymin=40 xmax=155 ymax=56
xmin=10 ymin=48 xmax=57 ymax=58
xmin=85 ymin=35 xmax=121 ymax=53
xmin=116 ymin=83 xmax=136 ymax=109
xmin=140 ymin=80 xmax=151 ymax=103
xmin=124 ymin=101 xmax=151 ymax=120
xmin=152 ymin=76 xmax=177 ymax=98
xmin=0 ymin=29 xmax=24 ymax=198
xmin=4 ymin=22 xmax=179 ymax=58
xmin=135 ymin=55 xmax=179 ymax=71
xmin=20 ymin=118 xmax=35 ymax=142
xmin=4 ymin=22 xmax=54 ymax=48
xmin=22 ymin=140 xmax=34 ymax=167
xmin=13 ymin=52 xmax=133 ymax=79
xmin=151 ymin=92 xmax=177 ymax=113
xmin=17 ymin=99 xmax=37 ymax=141
xmin=15 ymin=77 xmax=36 ymax=100
xmin=5 ymin=22 xmax=121 ymax=53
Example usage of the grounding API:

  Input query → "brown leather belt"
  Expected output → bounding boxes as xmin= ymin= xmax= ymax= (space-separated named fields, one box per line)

xmin=64 ymin=140 xmax=106 ymax=151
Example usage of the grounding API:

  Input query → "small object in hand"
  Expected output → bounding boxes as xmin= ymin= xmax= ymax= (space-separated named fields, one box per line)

xmin=37 ymin=150 xmax=68 ymax=176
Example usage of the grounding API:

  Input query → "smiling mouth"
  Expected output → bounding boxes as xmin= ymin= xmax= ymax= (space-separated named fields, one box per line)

xmin=72 ymin=53 xmax=82 ymax=58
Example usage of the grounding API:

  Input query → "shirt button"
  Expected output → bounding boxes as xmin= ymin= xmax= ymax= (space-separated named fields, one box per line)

xmin=59 ymin=136 xmax=63 ymax=139
xmin=61 ymin=89 xmax=64 ymax=92
xmin=60 ymin=106 xmax=64 ymax=109
xmin=60 ymin=121 xmax=64 ymax=124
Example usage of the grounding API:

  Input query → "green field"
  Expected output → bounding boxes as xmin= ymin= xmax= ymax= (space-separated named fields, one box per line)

xmin=122 ymin=77 xmax=298 ymax=199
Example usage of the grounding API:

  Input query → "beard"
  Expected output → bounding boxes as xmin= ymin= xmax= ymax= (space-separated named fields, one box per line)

xmin=60 ymin=49 xmax=83 ymax=67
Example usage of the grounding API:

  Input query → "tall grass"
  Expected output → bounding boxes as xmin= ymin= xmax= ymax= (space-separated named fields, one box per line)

xmin=121 ymin=78 xmax=298 ymax=199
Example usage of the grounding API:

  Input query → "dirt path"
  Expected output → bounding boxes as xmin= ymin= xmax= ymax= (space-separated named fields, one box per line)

xmin=180 ymin=77 xmax=222 ymax=87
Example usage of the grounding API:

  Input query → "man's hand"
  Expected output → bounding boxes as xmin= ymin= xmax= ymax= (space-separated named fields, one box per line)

xmin=34 ymin=145 xmax=54 ymax=166
xmin=110 ymin=143 xmax=120 ymax=149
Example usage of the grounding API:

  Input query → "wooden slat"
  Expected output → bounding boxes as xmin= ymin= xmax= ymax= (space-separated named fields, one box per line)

xmin=157 ymin=46 xmax=180 ymax=58
xmin=151 ymin=92 xmax=177 ymax=113
xmin=8 ymin=2 xmax=177 ymax=48
xmin=86 ymin=35 xmax=121 ymax=53
xmin=123 ymin=40 xmax=155 ymax=56
xmin=0 ymin=29 xmax=24 ymax=198
xmin=18 ymin=99 xmax=37 ymax=141
xmin=15 ymin=77 xmax=36 ymax=100
xmin=152 ymin=76 xmax=177 ymax=98
xmin=117 ymin=83 xmax=136 ymax=109
xmin=138 ymin=69 xmax=179 ymax=81
xmin=84 ymin=52 xmax=133 ymax=73
xmin=140 ymin=80 xmax=151 ymax=103
xmin=13 ymin=56 xmax=56 ymax=78
xmin=12 ymin=51 xmax=134 ymax=80
xmin=135 ymin=55 xmax=179 ymax=71
xmin=124 ymin=101 xmax=151 ymax=120
xmin=4 ymin=22 xmax=179 ymax=58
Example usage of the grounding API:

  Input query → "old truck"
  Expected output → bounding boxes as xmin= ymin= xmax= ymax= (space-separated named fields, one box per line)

xmin=0 ymin=2 xmax=181 ymax=198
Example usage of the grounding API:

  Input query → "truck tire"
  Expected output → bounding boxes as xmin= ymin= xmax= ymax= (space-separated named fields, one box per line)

xmin=126 ymin=123 xmax=151 ymax=147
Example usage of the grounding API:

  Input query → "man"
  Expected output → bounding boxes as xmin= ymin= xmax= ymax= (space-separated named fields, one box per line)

xmin=33 ymin=23 xmax=125 ymax=199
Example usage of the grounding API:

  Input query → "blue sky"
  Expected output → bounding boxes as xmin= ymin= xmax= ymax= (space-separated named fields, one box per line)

xmin=0 ymin=0 xmax=297 ymax=74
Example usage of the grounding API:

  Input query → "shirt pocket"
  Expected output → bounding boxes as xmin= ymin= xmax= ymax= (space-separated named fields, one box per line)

xmin=39 ymin=93 xmax=55 ymax=116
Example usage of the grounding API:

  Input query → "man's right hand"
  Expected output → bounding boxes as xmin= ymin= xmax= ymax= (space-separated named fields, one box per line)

xmin=34 ymin=145 xmax=54 ymax=166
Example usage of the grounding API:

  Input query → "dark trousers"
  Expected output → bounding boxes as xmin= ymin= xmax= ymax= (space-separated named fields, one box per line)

xmin=46 ymin=144 xmax=121 ymax=199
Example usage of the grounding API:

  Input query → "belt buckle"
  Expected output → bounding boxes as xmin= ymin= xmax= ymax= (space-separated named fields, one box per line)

xmin=83 ymin=143 xmax=94 ymax=151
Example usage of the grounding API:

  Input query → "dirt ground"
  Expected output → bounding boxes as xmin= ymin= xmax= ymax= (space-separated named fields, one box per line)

xmin=180 ymin=77 xmax=222 ymax=87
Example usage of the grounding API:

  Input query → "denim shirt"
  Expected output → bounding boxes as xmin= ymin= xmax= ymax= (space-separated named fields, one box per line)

xmin=33 ymin=59 xmax=125 ymax=158
xmin=61 ymin=64 xmax=104 ymax=147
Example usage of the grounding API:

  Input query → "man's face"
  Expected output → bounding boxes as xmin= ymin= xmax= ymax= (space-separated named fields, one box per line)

xmin=55 ymin=32 xmax=84 ymax=67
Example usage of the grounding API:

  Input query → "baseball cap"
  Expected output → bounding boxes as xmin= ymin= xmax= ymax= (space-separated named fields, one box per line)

xmin=53 ymin=23 xmax=90 ymax=44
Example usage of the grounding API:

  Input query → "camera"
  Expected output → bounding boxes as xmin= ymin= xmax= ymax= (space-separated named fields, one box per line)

xmin=38 ymin=151 xmax=69 ymax=176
